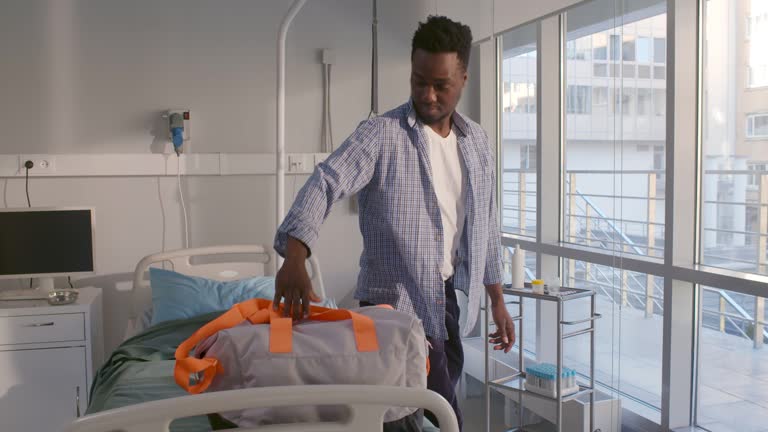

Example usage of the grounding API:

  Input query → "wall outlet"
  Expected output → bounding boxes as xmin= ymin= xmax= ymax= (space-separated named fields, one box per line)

xmin=166 ymin=109 xmax=191 ymax=154
xmin=20 ymin=155 xmax=56 ymax=175
xmin=167 ymin=109 xmax=191 ymax=141
xmin=288 ymin=154 xmax=306 ymax=173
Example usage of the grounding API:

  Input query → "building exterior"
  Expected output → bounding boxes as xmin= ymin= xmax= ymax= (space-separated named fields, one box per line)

xmin=500 ymin=0 xmax=768 ymax=270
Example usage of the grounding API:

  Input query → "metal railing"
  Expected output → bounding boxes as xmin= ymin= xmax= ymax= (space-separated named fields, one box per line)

xmin=502 ymin=168 xmax=768 ymax=348
xmin=502 ymin=170 xmax=537 ymax=236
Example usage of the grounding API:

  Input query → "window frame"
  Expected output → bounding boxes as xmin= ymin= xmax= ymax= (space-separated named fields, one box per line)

xmin=499 ymin=24 xmax=540 ymax=239
xmin=747 ymin=113 xmax=768 ymax=139
xmin=487 ymin=0 xmax=768 ymax=430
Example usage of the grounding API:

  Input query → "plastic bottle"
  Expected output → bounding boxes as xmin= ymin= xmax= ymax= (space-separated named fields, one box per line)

xmin=531 ymin=279 xmax=545 ymax=294
xmin=511 ymin=244 xmax=525 ymax=288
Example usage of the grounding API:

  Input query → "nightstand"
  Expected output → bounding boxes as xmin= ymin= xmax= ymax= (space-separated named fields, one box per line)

xmin=0 ymin=287 xmax=103 ymax=432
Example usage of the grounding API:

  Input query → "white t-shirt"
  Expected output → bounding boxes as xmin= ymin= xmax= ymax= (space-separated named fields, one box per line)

xmin=424 ymin=125 xmax=467 ymax=281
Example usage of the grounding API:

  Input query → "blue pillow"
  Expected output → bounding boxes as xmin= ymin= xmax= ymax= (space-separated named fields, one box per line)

xmin=149 ymin=268 xmax=336 ymax=325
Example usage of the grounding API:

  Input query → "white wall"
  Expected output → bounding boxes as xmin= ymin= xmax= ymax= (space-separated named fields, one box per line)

xmin=438 ymin=0 xmax=588 ymax=40
xmin=0 ymin=0 xmax=437 ymax=353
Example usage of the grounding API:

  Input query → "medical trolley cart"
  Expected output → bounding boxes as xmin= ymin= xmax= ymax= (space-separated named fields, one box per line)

xmin=485 ymin=284 xmax=602 ymax=432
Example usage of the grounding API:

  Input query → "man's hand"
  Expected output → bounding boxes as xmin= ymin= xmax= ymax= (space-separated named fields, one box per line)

xmin=486 ymin=283 xmax=515 ymax=353
xmin=274 ymin=237 xmax=320 ymax=319
xmin=488 ymin=302 xmax=516 ymax=353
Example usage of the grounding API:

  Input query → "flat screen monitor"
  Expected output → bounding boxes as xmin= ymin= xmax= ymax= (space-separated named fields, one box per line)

xmin=0 ymin=208 xmax=95 ymax=292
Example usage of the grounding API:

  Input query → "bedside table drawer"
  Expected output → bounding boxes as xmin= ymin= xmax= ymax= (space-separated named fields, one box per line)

xmin=0 ymin=313 xmax=85 ymax=345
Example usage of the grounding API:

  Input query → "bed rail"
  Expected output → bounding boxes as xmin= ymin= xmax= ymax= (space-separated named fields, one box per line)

xmin=66 ymin=385 xmax=457 ymax=432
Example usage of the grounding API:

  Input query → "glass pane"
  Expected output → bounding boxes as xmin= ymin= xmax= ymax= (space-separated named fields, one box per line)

xmin=594 ymin=63 xmax=609 ymax=77
xmin=611 ymin=63 xmax=620 ymax=77
xmin=563 ymin=258 xmax=663 ymax=423
xmin=754 ymin=114 xmax=768 ymax=136
xmin=594 ymin=33 xmax=608 ymax=60
xmin=593 ymin=86 xmax=609 ymax=106
xmin=623 ymin=35 xmax=636 ymax=61
xmin=747 ymin=1 xmax=768 ymax=88
xmin=623 ymin=63 xmax=636 ymax=78
xmin=637 ymin=37 xmax=653 ymax=62
xmin=567 ymin=85 xmax=592 ymax=114
xmin=501 ymin=23 xmax=538 ymax=237
xmin=610 ymin=34 xmax=621 ymax=61
xmin=638 ymin=88 xmax=653 ymax=115
xmin=751 ymin=64 xmax=768 ymax=88
xmin=653 ymin=37 xmax=666 ymax=63
xmin=620 ymin=88 xmax=635 ymax=116
xmin=701 ymin=0 xmax=768 ymax=275
xmin=565 ymin=1 xmax=668 ymax=261
xmin=577 ymin=36 xmax=592 ymax=61
xmin=653 ymin=89 xmax=666 ymax=116
xmin=639 ymin=64 xmax=652 ymax=79
xmin=697 ymin=286 xmax=768 ymax=431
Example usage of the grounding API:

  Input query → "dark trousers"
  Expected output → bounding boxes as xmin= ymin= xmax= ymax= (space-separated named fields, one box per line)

xmin=361 ymin=278 xmax=464 ymax=431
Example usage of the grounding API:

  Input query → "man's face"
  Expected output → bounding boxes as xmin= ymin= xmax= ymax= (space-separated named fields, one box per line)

xmin=410 ymin=49 xmax=467 ymax=125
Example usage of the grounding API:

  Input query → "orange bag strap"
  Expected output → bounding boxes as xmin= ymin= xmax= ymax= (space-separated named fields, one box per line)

xmin=174 ymin=300 xmax=383 ymax=394
xmin=175 ymin=299 xmax=289 ymax=393
xmin=306 ymin=309 xmax=380 ymax=352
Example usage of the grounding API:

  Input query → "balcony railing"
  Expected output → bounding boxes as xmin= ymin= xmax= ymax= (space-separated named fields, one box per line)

xmin=501 ymin=168 xmax=768 ymax=349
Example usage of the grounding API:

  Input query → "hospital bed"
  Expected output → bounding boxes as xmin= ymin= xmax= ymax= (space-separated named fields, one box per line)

xmin=69 ymin=245 xmax=455 ymax=432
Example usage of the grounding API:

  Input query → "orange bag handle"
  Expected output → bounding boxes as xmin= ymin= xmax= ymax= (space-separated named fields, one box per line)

xmin=174 ymin=299 xmax=381 ymax=394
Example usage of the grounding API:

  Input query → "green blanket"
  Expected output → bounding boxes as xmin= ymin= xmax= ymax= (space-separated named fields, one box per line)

xmin=88 ymin=312 xmax=223 ymax=431
xmin=88 ymin=312 xmax=439 ymax=431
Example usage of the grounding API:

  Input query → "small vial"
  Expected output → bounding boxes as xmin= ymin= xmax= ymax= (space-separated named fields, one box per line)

xmin=546 ymin=276 xmax=562 ymax=294
xmin=532 ymin=279 xmax=545 ymax=294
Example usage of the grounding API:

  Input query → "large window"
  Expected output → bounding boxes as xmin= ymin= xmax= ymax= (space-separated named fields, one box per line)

xmin=697 ymin=2 xmax=768 ymax=430
xmin=561 ymin=0 xmax=668 ymax=424
xmin=701 ymin=0 xmax=768 ymax=274
xmin=563 ymin=259 xmax=663 ymax=423
xmin=564 ymin=0 xmax=667 ymax=260
xmin=501 ymin=24 xmax=538 ymax=237
xmin=491 ymin=0 xmax=768 ymax=430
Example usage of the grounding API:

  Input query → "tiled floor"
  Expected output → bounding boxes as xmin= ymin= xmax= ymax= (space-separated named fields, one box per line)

xmin=697 ymin=327 xmax=768 ymax=432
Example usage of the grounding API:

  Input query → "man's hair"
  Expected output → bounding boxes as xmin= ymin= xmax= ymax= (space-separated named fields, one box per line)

xmin=411 ymin=16 xmax=473 ymax=70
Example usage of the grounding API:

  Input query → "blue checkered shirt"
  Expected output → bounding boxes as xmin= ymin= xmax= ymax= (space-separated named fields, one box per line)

xmin=274 ymin=101 xmax=503 ymax=340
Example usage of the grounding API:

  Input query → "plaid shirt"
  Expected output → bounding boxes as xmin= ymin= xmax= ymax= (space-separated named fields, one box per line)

xmin=275 ymin=101 xmax=503 ymax=340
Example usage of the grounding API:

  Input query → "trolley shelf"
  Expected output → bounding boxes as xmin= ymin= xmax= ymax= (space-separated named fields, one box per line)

xmin=489 ymin=376 xmax=594 ymax=404
xmin=503 ymin=284 xmax=596 ymax=302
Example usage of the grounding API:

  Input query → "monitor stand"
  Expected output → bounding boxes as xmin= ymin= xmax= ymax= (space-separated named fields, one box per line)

xmin=0 ymin=277 xmax=55 ymax=300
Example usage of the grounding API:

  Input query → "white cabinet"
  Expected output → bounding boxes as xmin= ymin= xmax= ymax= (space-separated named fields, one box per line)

xmin=0 ymin=288 xmax=102 ymax=432
xmin=0 ymin=347 xmax=88 ymax=431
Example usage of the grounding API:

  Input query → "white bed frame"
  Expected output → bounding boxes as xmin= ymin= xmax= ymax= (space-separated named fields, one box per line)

xmin=126 ymin=244 xmax=325 ymax=338
xmin=81 ymin=245 xmax=457 ymax=432
xmin=65 ymin=385 xmax=459 ymax=432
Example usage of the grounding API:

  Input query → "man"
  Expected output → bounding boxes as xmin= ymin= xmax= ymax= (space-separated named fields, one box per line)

xmin=273 ymin=16 xmax=515 ymax=430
